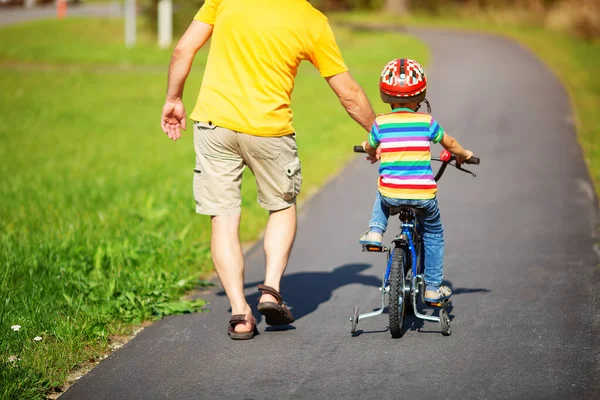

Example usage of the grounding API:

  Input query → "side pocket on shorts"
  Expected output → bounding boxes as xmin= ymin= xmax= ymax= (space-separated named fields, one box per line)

xmin=193 ymin=166 xmax=203 ymax=206
xmin=282 ymin=158 xmax=302 ymax=201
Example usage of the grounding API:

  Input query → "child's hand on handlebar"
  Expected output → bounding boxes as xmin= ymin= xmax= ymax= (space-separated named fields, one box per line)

xmin=456 ymin=150 xmax=474 ymax=165
xmin=362 ymin=141 xmax=380 ymax=164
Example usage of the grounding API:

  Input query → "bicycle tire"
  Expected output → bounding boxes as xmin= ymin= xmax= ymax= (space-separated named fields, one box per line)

xmin=440 ymin=308 xmax=451 ymax=336
xmin=351 ymin=306 xmax=359 ymax=335
xmin=388 ymin=246 xmax=406 ymax=338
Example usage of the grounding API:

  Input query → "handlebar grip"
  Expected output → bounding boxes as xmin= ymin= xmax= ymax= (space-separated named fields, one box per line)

xmin=353 ymin=145 xmax=366 ymax=153
xmin=465 ymin=156 xmax=480 ymax=165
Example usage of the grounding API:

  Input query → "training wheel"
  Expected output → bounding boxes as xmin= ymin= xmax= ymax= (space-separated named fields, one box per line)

xmin=351 ymin=306 xmax=359 ymax=335
xmin=440 ymin=308 xmax=451 ymax=336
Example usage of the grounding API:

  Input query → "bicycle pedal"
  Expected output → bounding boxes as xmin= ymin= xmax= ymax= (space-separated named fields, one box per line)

xmin=425 ymin=299 xmax=451 ymax=308
xmin=362 ymin=245 xmax=383 ymax=252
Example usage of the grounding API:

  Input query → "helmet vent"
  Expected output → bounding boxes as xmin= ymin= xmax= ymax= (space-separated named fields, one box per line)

xmin=379 ymin=58 xmax=427 ymax=103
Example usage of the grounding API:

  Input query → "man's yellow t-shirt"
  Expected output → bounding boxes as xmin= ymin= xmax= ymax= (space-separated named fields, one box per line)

xmin=190 ymin=0 xmax=348 ymax=137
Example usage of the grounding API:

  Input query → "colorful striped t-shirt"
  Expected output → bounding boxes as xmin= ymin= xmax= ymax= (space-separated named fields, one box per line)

xmin=368 ymin=108 xmax=445 ymax=200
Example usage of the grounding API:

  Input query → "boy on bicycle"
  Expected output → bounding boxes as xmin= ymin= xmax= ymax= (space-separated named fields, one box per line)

xmin=360 ymin=58 xmax=473 ymax=303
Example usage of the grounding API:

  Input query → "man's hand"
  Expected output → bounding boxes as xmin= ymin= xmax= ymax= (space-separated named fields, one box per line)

xmin=457 ymin=149 xmax=474 ymax=165
xmin=161 ymin=21 xmax=213 ymax=142
xmin=161 ymin=99 xmax=187 ymax=141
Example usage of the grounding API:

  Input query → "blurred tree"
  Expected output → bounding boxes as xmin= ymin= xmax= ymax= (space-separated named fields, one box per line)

xmin=384 ymin=0 xmax=409 ymax=13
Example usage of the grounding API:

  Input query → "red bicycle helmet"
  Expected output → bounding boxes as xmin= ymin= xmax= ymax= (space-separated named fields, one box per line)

xmin=379 ymin=58 xmax=427 ymax=104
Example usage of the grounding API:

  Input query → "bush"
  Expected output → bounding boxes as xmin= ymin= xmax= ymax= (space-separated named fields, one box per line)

xmin=414 ymin=0 xmax=600 ymax=40
xmin=545 ymin=0 xmax=600 ymax=40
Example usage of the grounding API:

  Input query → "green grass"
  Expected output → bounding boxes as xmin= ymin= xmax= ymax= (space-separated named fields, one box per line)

xmin=0 ymin=18 xmax=428 ymax=398
xmin=0 ymin=18 xmax=179 ymax=65
xmin=330 ymin=10 xmax=600 ymax=196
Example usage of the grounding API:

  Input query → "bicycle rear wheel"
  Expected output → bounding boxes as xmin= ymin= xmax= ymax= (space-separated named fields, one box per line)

xmin=388 ymin=246 xmax=406 ymax=338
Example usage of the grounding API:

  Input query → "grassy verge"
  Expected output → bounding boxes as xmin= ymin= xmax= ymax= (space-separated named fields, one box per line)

xmin=330 ymin=10 xmax=600 ymax=197
xmin=0 ymin=18 xmax=177 ymax=65
xmin=0 ymin=17 xmax=428 ymax=398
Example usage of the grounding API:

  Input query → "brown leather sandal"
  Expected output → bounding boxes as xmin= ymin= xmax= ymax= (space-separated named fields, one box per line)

xmin=257 ymin=284 xmax=295 ymax=326
xmin=227 ymin=314 xmax=258 ymax=340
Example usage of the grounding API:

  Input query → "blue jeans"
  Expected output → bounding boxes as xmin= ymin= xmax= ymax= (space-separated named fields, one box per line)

xmin=369 ymin=192 xmax=444 ymax=287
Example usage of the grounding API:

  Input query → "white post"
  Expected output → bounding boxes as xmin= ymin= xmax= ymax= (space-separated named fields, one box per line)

xmin=24 ymin=0 xmax=35 ymax=9
xmin=158 ymin=0 xmax=173 ymax=49
xmin=124 ymin=0 xmax=136 ymax=47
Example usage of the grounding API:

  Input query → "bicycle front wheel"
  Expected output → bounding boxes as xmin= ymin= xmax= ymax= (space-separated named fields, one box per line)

xmin=388 ymin=246 xmax=406 ymax=338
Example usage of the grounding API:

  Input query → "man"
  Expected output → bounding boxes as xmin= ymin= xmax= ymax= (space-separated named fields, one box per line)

xmin=161 ymin=0 xmax=375 ymax=339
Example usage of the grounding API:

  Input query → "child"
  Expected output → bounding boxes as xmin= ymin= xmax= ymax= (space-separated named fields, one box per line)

xmin=360 ymin=58 xmax=473 ymax=303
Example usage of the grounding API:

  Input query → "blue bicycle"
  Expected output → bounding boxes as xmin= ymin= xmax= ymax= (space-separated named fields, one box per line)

xmin=350 ymin=148 xmax=480 ymax=338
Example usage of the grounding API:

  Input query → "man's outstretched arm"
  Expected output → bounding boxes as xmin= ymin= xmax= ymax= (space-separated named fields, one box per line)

xmin=325 ymin=71 xmax=376 ymax=133
xmin=162 ymin=21 xmax=213 ymax=141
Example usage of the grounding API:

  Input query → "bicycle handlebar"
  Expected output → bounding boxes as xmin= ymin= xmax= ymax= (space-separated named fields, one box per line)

xmin=354 ymin=145 xmax=480 ymax=181
xmin=464 ymin=156 xmax=480 ymax=165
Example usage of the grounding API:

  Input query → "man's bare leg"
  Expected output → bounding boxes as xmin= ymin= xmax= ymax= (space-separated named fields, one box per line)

xmin=260 ymin=204 xmax=297 ymax=303
xmin=211 ymin=214 xmax=252 ymax=333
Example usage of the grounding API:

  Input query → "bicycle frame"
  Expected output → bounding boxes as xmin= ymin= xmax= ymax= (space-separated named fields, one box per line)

xmin=397 ymin=212 xmax=443 ymax=322
xmin=356 ymin=209 xmax=441 ymax=324
xmin=384 ymin=219 xmax=418 ymax=287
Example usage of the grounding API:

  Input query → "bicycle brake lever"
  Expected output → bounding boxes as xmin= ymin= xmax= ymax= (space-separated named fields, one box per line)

xmin=455 ymin=164 xmax=476 ymax=177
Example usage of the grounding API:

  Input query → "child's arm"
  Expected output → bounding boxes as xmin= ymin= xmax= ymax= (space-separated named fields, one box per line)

xmin=440 ymin=133 xmax=473 ymax=163
xmin=361 ymin=120 xmax=380 ymax=163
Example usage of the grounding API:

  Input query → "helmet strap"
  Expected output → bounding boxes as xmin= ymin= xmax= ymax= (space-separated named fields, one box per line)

xmin=415 ymin=99 xmax=431 ymax=113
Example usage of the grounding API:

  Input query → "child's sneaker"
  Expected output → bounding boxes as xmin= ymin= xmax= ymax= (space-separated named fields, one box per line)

xmin=359 ymin=230 xmax=383 ymax=247
xmin=424 ymin=285 xmax=452 ymax=303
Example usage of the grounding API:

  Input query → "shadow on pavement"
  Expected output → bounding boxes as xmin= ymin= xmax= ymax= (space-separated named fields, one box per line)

xmin=410 ymin=280 xmax=491 ymax=334
xmin=215 ymin=269 xmax=491 ymax=330
xmin=216 ymin=263 xmax=381 ymax=323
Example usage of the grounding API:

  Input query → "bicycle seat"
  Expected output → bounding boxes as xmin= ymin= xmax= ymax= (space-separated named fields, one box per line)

xmin=389 ymin=206 xmax=424 ymax=216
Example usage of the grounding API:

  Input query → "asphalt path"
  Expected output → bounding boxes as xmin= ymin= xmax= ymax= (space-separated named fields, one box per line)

xmin=61 ymin=28 xmax=600 ymax=399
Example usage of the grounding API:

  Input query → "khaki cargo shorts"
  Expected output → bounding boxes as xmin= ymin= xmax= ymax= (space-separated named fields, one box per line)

xmin=193 ymin=121 xmax=302 ymax=216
